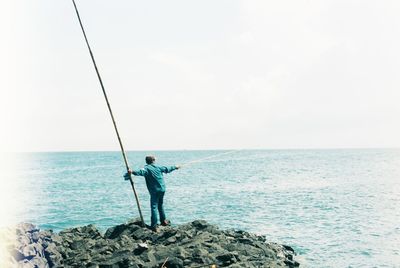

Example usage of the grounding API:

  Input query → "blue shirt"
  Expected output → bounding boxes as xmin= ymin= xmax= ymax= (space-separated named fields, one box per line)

xmin=132 ymin=164 xmax=177 ymax=193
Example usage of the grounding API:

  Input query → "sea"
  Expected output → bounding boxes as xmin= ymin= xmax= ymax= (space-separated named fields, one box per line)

xmin=8 ymin=149 xmax=400 ymax=267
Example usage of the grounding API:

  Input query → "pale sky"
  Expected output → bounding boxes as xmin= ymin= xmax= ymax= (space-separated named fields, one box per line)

xmin=1 ymin=0 xmax=400 ymax=152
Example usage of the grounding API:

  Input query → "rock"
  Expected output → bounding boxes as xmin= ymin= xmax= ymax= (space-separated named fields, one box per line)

xmin=28 ymin=256 xmax=49 ymax=268
xmin=163 ymin=256 xmax=184 ymax=268
xmin=44 ymin=243 xmax=63 ymax=267
xmin=8 ymin=219 xmax=300 ymax=268
xmin=172 ymin=247 xmax=190 ymax=260
xmin=16 ymin=235 xmax=31 ymax=248
xmin=15 ymin=223 xmax=39 ymax=236
xmin=138 ymin=242 xmax=148 ymax=249
xmin=216 ymin=252 xmax=238 ymax=265
xmin=21 ymin=244 xmax=37 ymax=259
xmin=165 ymin=236 xmax=177 ymax=244
xmin=191 ymin=219 xmax=210 ymax=230
xmin=133 ymin=242 xmax=148 ymax=255
xmin=104 ymin=222 xmax=140 ymax=239
xmin=140 ymin=250 xmax=157 ymax=265
xmin=131 ymin=227 xmax=150 ymax=240
xmin=10 ymin=248 xmax=25 ymax=262
xmin=31 ymin=232 xmax=40 ymax=243
xmin=285 ymin=259 xmax=301 ymax=267
xmin=70 ymin=239 xmax=86 ymax=250
xmin=283 ymin=244 xmax=295 ymax=253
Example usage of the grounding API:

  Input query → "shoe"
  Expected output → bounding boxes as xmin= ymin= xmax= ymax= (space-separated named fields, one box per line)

xmin=161 ymin=220 xmax=171 ymax=226
xmin=150 ymin=225 xmax=159 ymax=233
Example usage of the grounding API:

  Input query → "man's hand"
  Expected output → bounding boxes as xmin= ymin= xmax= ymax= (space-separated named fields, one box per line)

xmin=123 ymin=171 xmax=131 ymax=181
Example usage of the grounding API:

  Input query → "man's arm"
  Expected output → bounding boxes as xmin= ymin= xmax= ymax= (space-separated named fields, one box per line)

xmin=128 ymin=168 xmax=148 ymax=176
xmin=159 ymin=165 xmax=181 ymax=174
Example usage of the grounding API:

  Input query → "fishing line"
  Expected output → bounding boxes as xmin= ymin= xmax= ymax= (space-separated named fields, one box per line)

xmin=180 ymin=149 xmax=243 ymax=167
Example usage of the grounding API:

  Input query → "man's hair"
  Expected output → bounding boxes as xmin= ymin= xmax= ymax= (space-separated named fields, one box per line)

xmin=145 ymin=156 xmax=155 ymax=164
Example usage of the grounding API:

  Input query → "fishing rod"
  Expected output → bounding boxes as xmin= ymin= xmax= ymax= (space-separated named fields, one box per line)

xmin=71 ymin=0 xmax=145 ymax=227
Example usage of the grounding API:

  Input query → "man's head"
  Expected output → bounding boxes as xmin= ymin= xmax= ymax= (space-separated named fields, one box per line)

xmin=145 ymin=155 xmax=156 ymax=164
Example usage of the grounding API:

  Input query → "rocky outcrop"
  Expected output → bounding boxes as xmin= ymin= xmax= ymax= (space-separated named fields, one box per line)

xmin=5 ymin=219 xmax=300 ymax=267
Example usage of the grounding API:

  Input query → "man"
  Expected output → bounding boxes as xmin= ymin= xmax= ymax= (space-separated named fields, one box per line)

xmin=127 ymin=156 xmax=180 ymax=232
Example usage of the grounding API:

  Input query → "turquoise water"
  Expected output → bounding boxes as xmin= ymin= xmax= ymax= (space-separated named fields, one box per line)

xmin=15 ymin=149 xmax=400 ymax=267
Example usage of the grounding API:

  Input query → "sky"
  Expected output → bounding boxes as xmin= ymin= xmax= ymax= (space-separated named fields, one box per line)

xmin=1 ymin=0 xmax=400 ymax=152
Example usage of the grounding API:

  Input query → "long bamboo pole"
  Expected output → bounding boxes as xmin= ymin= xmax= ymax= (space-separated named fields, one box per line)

xmin=71 ymin=0 xmax=145 ymax=227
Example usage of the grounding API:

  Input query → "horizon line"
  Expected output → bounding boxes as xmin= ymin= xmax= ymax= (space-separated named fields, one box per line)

xmin=3 ymin=146 xmax=400 ymax=154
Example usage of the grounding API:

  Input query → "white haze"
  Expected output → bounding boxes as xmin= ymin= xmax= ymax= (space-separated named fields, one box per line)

xmin=1 ymin=0 xmax=400 ymax=152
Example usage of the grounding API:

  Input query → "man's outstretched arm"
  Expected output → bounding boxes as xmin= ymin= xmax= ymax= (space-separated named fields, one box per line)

xmin=160 ymin=165 xmax=181 ymax=174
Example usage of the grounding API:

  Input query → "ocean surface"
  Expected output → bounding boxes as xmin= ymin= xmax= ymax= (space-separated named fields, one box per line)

xmin=11 ymin=149 xmax=400 ymax=267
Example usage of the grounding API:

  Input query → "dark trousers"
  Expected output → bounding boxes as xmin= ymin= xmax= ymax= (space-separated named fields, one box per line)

xmin=150 ymin=191 xmax=166 ymax=228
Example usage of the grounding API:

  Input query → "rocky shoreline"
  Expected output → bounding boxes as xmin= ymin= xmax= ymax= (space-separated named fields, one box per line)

xmin=4 ymin=219 xmax=300 ymax=267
